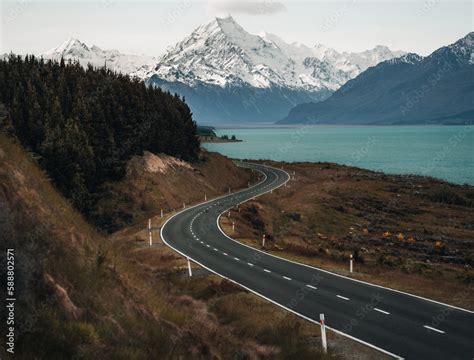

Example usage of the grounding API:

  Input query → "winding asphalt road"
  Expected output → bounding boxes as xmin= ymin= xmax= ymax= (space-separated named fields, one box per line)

xmin=161 ymin=161 xmax=473 ymax=359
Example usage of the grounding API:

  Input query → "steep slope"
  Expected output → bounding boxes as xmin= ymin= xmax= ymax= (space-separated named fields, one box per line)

xmin=144 ymin=16 xmax=405 ymax=124
xmin=0 ymin=135 xmax=183 ymax=358
xmin=0 ymin=56 xmax=200 ymax=231
xmin=1 ymin=134 xmax=353 ymax=359
xmin=93 ymin=149 xmax=253 ymax=232
xmin=41 ymin=38 xmax=156 ymax=76
xmin=279 ymin=33 xmax=474 ymax=125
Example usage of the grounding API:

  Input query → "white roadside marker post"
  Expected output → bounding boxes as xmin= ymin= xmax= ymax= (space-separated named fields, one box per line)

xmin=320 ymin=314 xmax=328 ymax=354
xmin=204 ymin=194 xmax=207 ymax=201
xmin=248 ymin=181 xmax=251 ymax=188
xmin=160 ymin=209 xmax=163 ymax=218
xmin=227 ymin=211 xmax=231 ymax=218
xmin=262 ymin=234 xmax=266 ymax=247
xmin=228 ymin=187 xmax=231 ymax=194
xmin=350 ymin=254 xmax=353 ymax=273
xmin=148 ymin=219 xmax=153 ymax=246
xmin=183 ymin=203 xmax=186 ymax=209
xmin=232 ymin=221 xmax=235 ymax=232
xmin=187 ymin=258 xmax=192 ymax=277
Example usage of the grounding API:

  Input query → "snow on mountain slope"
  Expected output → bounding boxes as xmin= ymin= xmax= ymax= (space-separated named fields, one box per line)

xmin=279 ymin=32 xmax=474 ymax=125
xmin=38 ymin=18 xmax=408 ymax=124
xmin=143 ymin=16 xmax=406 ymax=93
xmin=40 ymin=18 xmax=406 ymax=94
xmin=41 ymin=38 xmax=156 ymax=76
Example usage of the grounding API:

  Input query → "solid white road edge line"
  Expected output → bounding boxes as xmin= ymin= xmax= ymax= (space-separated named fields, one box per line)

xmin=160 ymin=212 xmax=404 ymax=360
xmin=160 ymin=163 xmax=405 ymax=359
xmin=219 ymin=163 xmax=473 ymax=315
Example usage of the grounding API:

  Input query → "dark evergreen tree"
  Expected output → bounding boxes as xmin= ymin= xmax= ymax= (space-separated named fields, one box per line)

xmin=0 ymin=55 xmax=200 ymax=228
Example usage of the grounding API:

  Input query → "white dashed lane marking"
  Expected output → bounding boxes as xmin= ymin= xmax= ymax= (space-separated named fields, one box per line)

xmin=306 ymin=285 xmax=317 ymax=290
xmin=374 ymin=308 xmax=390 ymax=315
xmin=263 ymin=269 xmax=271 ymax=273
xmin=337 ymin=295 xmax=350 ymax=301
xmin=423 ymin=325 xmax=445 ymax=334
xmin=283 ymin=276 xmax=292 ymax=281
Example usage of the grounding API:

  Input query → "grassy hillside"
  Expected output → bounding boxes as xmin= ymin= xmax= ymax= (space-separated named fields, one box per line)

xmin=93 ymin=149 xmax=251 ymax=232
xmin=2 ymin=136 xmax=376 ymax=359
xmin=0 ymin=135 xmax=183 ymax=358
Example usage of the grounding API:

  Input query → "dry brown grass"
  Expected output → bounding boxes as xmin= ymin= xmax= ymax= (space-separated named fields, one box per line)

xmin=92 ymin=149 xmax=253 ymax=232
xmin=0 ymin=135 xmax=412 ymax=359
xmin=220 ymin=161 xmax=474 ymax=310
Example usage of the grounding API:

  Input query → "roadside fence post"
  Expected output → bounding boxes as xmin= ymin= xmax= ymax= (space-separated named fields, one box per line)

xmin=320 ymin=314 xmax=327 ymax=353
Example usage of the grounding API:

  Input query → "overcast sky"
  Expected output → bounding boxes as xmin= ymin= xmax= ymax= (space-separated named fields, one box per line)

xmin=1 ymin=1 xmax=472 ymax=57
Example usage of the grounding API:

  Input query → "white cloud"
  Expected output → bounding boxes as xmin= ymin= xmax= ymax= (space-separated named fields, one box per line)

xmin=208 ymin=1 xmax=287 ymax=16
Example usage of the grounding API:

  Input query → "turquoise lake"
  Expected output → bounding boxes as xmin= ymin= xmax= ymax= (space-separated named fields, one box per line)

xmin=203 ymin=126 xmax=474 ymax=185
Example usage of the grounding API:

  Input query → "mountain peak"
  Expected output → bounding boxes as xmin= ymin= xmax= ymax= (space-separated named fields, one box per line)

xmin=150 ymin=17 xmax=408 ymax=92
xmin=194 ymin=15 xmax=244 ymax=38
xmin=386 ymin=53 xmax=423 ymax=65
xmin=458 ymin=31 xmax=474 ymax=45
xmin=40 ymin=38 xmax=156 ymax=76
xmin=45 ymin=38 xmax=89 ymax=55
xmin=428 ymin=31 xmax=474 ymax=66
xmin=215 ymin=15 xmax=237 ymax=24
xmin=214 ymin=15 xmax=248 ymax=37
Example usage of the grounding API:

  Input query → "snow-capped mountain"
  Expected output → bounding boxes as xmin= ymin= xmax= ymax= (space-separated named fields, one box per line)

xmin=39 ymin=18 xmax=407 ymax=124
xmin=40 ymin=38 xmax=156 ymax=76
xmin=143 ymin=16 xmax=407 ymax=123
xmin=280 ymin=32 xmax=474 ymax=125
xmin=143 ymin=16 xmax=405 ymax=92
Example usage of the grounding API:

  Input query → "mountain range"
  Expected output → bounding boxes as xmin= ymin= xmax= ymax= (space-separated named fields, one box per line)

xmin=142 ymin=16 xmax=405 ymax=124
xmin=279 ymin=32 xmax=474 ymax=125
xmin=40 ymin=16 xmax=406 ymax=124
xmin=41 ymin=38 xmax=156 ymax=77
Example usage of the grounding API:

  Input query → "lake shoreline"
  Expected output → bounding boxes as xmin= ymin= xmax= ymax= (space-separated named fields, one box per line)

xmin=204 ymin=125 xmax=474 ymax=185
xmin=242 ymin=159 xmax=474 ymax=188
